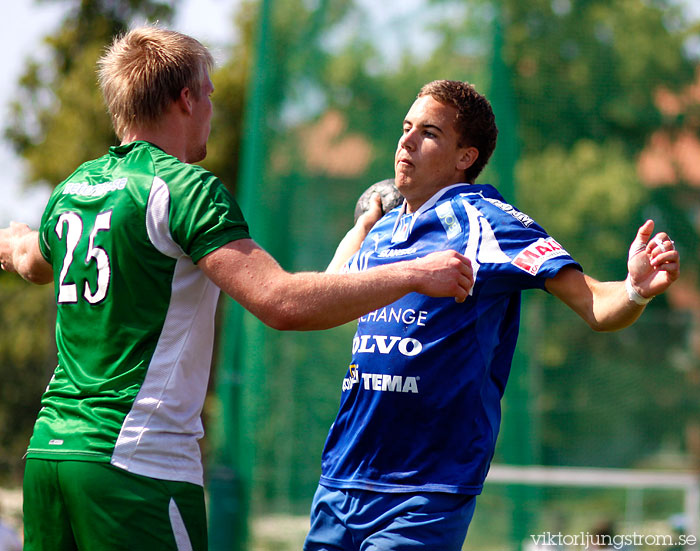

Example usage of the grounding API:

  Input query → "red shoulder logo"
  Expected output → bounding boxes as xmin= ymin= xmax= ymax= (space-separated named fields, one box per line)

xmin=512 ymin=237 xmax=568 ymax=275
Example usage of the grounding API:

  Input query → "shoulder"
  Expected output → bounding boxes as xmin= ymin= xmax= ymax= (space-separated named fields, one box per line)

xmin=143 ymin=146 xmax=214 ymax=184
xmin=111 ymin=141 xmax=219 ymax=190
xmin=145 ymin=153 xmax=235 ymax=209
xmin=453 ymin=185 xmax=535 ymax=225
xmin=40 ymin=153 xmax=113 ymax=226
xmin=447 ymin=185 xmax=555 ymax=249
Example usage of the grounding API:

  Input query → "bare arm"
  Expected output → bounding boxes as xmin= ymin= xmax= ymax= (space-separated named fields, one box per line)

xmin=0 ymin=223 xmax=53 ymax=284
xmin=545 ymin=268 xmax=645 ymax=331
xmin=198 ymin=238 xmax=473 ymax=331
xmin=545 ymin=220 xmax=680 ymax=331
xmin=326 ymin=193 xmax=383 ymax=273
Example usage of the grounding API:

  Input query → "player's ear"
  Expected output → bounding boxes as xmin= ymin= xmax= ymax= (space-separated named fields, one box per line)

xmin=176 ymin=87 xmax=194 ymax=115
xmin=457 ymin=147 xmax=479 ymax=171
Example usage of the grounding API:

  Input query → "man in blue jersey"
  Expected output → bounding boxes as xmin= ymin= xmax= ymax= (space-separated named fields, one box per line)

xmin=304 ymin=80 xmax=680 ymax=551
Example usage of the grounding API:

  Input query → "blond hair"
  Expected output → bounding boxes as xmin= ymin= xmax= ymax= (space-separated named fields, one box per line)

xmin=97 ymin=26 xmax=214 ymax=139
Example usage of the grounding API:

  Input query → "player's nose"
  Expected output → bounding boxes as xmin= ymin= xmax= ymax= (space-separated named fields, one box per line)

xmin=398 ymin=129 xmax=417 ymax=151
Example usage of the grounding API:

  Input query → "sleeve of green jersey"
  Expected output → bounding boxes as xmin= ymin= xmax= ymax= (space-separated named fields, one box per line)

xmin=168 ymin=169 xmax=251 ymax=264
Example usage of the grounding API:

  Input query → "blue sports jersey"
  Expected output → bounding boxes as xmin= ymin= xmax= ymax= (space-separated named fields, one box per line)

xmin=319 ymin=183 xmax=581 ymax=495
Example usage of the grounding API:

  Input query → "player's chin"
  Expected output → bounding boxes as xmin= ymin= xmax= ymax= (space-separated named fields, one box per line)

xmin=394 ymin=167 xmax=406 ymax=181
xmin=188 ymin=143 xmax=208 ymax=164
xmin=394 ymin=175 xmax=411 ymax=194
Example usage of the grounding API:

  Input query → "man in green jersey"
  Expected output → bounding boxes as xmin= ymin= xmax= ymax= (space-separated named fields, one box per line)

xmin=0 ymin=27 xmax=473 ymax=551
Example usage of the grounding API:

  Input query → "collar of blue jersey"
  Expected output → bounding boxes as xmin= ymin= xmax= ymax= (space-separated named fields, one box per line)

xmin=391 ymin=182 xmax=472 ymax=239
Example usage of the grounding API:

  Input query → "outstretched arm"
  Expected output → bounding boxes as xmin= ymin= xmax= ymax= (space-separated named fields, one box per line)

xmin=0 ymin=223 xmax=53 ymax=284
xmin=545 ymin=220 xmax=680 ymax=331
xmin=199 ymin=237 xmax=473 ymax=331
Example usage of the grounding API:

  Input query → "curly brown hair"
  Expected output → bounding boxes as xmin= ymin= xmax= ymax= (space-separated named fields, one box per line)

xmin=418 ymin=80 xmax=498 ymax=183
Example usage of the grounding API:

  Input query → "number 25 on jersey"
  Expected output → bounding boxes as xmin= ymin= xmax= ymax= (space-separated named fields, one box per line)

xmin=55 ymin=210 xmax=113 ymax=305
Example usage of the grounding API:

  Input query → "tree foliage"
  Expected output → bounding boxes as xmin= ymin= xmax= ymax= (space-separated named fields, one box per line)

xmin=494 ymin=0 xmax=700 ymax=471
xmin=5 ymin=0 xmax=175 ymax=188
xmin=0 ymin=275 xmax=55 ymax=483
xmin=203 ymin=0 xmax=257 ymax=194
xmin=503 ymin=0 xmax=694 ymax=154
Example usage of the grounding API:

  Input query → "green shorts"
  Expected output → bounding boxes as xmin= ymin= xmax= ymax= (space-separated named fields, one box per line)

xmin=23 ymin=458 xmax=207 ymax=551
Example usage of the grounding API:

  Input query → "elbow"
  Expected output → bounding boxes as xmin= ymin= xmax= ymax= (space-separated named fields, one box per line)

xmin=264 ymin=312 xmax=298 ymax=331
xmin=233 ymin=277 xmax=332 ymax=331
xmin=253 ymin=300 xmax=311 ymax=331
xmin=581 ymin=313 xmax=612 ymax=332
xmin=230 ymin=285 xmax=312 ymax=331
xmin=588 ymin=321 xmax=608 ymax=333
xmin=261 ymin=310 xmax=315 ymax=332
xmin=257 ymin=298 xmax=334 ymax=331
xmin=576 ymin=306 xmax=622 ymax=332
xmin=24 ymin=273 xmax=53 ymax=285
xmin=19 ymin=264 xmax=53 ymax=285
xmin=586 ymin=317 xmax=631 ymax=333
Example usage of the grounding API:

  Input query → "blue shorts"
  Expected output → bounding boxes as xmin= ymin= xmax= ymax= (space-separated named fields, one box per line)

xmin=303 ymin=485 xmax=477 ymax=551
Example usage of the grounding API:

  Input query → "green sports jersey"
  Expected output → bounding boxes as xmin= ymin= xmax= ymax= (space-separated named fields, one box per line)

xmin=30 ymin=141 xmax=250 ymax=486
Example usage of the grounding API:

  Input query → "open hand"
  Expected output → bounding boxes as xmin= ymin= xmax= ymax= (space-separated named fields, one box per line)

xmin=627 ymin=220 xmax=680 ymax=300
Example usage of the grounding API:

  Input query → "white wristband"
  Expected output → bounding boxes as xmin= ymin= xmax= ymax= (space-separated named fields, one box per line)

xmin=625 ymin=275 xmax=651 ymax=306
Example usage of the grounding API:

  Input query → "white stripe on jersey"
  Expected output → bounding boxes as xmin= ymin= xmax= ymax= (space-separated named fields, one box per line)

xmin=461 ymin=197 xmax=511 ymax=294
xmin=146 ymin=177 xmax=184 ymax=258
xmin=111 ymin=177 xmax=219 ymax=486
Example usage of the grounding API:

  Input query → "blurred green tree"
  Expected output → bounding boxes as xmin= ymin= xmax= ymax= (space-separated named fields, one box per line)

xmin=6 ymin=0 xmax=175 ymax=188
xmin=0 ymin=274 xmax=54 ymax=482
xmin=495 ymin=0 xmax=700 ymax=470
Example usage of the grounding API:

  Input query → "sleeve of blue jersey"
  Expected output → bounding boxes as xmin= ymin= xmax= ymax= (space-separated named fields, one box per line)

xmin=475 ymin=196 xmax=582 ymax=290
